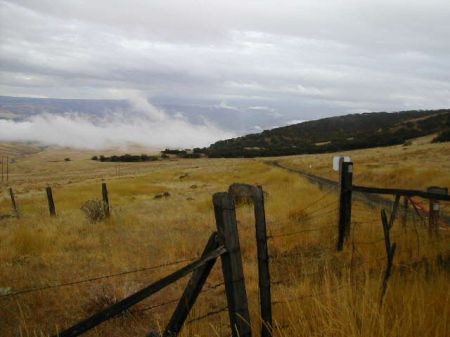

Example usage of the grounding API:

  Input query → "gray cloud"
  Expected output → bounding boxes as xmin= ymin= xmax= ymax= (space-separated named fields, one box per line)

xmin=1 ymin=0 xmax=450 ymax=142
xmin=0 ymin=93 xmax=234 ymax=149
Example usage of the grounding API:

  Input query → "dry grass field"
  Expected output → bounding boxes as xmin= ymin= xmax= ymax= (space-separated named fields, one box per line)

xmin=274 ymin=135 xmax=450 ymax=190
xmin=1 ymin=139 xmax=449 ymax=337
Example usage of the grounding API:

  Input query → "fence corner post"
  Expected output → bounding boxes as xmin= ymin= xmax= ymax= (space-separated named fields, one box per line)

xmin=337 ymin=161 xmax=353 ymax=251
xmin=213 ymin=192 xmax=252 ymax=337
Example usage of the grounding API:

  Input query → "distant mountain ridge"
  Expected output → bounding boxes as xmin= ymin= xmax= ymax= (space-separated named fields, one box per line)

xmin=0 ymin=96 xmax=287 ymax=133
xmin=201 ymin=109 xmax=450 ymax=157
xmin=0 ymin=96 xmax=128 ymax=120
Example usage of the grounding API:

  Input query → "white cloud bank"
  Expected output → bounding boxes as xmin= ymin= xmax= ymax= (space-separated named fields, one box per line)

xmin=0 ymin=96 xmax=234 ymax=149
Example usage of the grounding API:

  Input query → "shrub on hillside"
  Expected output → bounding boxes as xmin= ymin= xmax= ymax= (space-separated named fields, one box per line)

xmin=91 ymin=154 xmax=158 ymax=162
xmin=81 ymin=199 xmax=106 ymax=223
xmin=432 ymin=129 xmax=450 ymax=143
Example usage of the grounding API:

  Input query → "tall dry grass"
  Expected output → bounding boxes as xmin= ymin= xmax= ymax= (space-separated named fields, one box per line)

xmin=0 ymin=143 xmax=449 ymax=337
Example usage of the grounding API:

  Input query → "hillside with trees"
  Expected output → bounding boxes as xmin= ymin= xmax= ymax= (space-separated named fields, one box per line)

xmin=200 ymin=109 xmax=450 ymax=157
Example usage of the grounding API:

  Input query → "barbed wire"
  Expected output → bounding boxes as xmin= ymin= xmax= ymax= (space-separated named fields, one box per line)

xmin=304 ymin=201 xmax=338 ymax=218
xmin=268 ymin=223 xmax=335 ymax=239
xmin=273 ymin=283 xmax=346 ymax=305
xmin=271 ymin=252 xmax=450 ymax=333
xmin=1 ymin=256 xmax=197 ymax=299
xmin=351 ymin=217 xmax=381 ymax=225
xmin=131 ymin=281 xmax=226 ymax=314
xmin=133 ymin=298 xmax=180 ymax=313
xmin=287 ymin=192 xmax=334 ymax=216
xmin=352 ymin=237 xmax=386 ymax=245
xmin=271 ymin=256 xmax=388 ymax=286
xmin=269 ymin=245 xmax=335 ymax=260
xmin=271 ymin=253 xmax=443 ymax=308
xmin=272 ymin=205 xmax=338 ymax=229
xmin=185 ymin=306 xmax=228 ymax=325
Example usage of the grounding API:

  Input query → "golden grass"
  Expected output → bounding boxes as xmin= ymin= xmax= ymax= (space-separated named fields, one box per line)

xmin=0 ymin=140 xmax=449 ymax=337
xmin=273 ymin=135 xmax=450 ymax=190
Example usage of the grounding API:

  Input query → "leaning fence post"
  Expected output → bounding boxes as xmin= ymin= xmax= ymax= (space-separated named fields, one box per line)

xmin=380 ymin=208 xmax=397 ymax=306
xmin=337 ymin=161 xmax=353 ymax=250
xmin=9 ymin=187 xmax=19 ymax=218
xmin=162 ymin=232 xmax=220 ymax=337
xmin=46 ymin=186 xmax=56 ymax=216
xmin=102 ymin=182 xmax=110 ymax=218
xmin=213 ymin=192 xmax=252 ymax=337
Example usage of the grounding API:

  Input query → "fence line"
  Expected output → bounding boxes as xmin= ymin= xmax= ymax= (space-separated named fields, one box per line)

xmin=1 ymin=257 xmax=197 ymax=299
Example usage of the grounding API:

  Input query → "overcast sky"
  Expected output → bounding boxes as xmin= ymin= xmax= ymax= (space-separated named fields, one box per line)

xmin=1 ymin=0 xmax=450 ymax=147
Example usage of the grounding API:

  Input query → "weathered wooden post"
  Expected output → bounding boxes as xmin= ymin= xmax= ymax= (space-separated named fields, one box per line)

xmin=253 ymin=185 xmax=272 ymax=337
xmin=46 ymin=186 xmax=56 ymax=216
xmin=427 ymin=186 xmax=448 ymax=236
xmin=379 ymin=196 xmax=399 ymax=306
xmin=228 ymin=183 xmax=272 ymax=337
xmin=162 ymin=232 xmax=220 ymax=337
xmin=213 ymin=192 xmax=252 ymax=337
xmin=337 ymin=161 xmax=353 ymax=250
xmin=9 ymin=187 xmax=19 ymax=218
xmin=102 ymin=182 xmax=110 ymax=218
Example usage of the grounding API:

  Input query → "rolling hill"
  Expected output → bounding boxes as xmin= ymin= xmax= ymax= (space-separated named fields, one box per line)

xmin=201 ymin=109 xmax=450 ymax=157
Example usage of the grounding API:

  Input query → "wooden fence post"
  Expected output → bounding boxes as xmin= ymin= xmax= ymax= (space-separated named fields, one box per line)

xmin=253 ymin=185 xmax=272 ymax=337
xmin=428 ymin=198 xmax=439 ymax=235
xmin=46 ymin=186 xmax=56 ymax=216
xmin=427 ymin=187 xmax=448 ymax=236
xmin=213 ymin=192 xmax=252 ymax=337
xmin=162 ymin=232 xmax=220 ymax=337
xmin=102 ymin=183 xmax=110 ymax=218
xmin=337 ymin=161 xmax=353 ymax=251
xmin=228 ymin=183 xmax=272 ymax=337
xmin=9 ymin=187 xmax=19 ymax=218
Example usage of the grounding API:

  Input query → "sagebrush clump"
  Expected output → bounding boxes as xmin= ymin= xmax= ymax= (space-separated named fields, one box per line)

xmin=81 ymin=199 xmax=106 ymax=223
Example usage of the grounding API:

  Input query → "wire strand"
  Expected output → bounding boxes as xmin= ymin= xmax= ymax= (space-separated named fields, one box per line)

xmin=186 ymin=306 xmax=228 ymax=325
xmin=1 ymin=257 xmax=196 ymax=299
xmin=269 ymin=224 xmax=335 ymax=239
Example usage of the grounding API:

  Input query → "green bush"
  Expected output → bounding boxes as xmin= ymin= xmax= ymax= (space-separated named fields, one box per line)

xmin=81 ymin=200 xmax=106 ymax=223
xmin=432 ymin=129 xmax=450 ymax=143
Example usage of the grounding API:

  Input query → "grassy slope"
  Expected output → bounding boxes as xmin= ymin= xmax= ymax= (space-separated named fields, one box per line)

xmin=0 ymin=140 xmax=449 ymax=337
xmin=274 ymin=135 xmax=450 ymax=190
